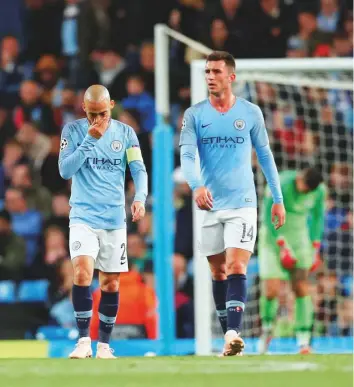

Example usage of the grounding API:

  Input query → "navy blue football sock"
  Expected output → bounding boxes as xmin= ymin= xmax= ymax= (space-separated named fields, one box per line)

xmin=72 ymin=285 xmax=93 ymax=338
xmin=226 ymin=274 xmax=247 ymax=333
xmin=212 ymin=280 xmax=228 ymax=334
xmin=98 ymin=291 xmax=119 ymax=344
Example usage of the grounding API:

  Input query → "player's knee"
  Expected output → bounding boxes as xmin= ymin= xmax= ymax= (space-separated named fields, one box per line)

xmin=73 ymin=267 xmax=92 ymax=286
xmin=293 ymin=280 xmax=309 ymax=297
xmin=264 ymin=285 xmax=279 ymax=299
xmin=100 ymin=277 xmax=120 ymax=292
xmin=226 ymin=260 xmax=247 ymax=275
xmin=209 ymin=264 xmax=226 ymax=280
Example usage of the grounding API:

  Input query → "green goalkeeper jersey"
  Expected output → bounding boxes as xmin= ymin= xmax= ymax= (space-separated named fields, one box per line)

xmin=260 ymin=170 xmax=326 ymax=242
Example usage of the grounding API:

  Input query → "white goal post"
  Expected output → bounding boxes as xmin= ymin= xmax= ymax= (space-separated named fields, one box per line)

xmin=154 ymin=23 xmax=353 ymax=356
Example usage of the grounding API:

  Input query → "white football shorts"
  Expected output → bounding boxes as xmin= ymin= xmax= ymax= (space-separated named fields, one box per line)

xmin=199 ymin=207 xmax=257 ymax=256
xmin=69 ymin=223 xmax=128 ymax=272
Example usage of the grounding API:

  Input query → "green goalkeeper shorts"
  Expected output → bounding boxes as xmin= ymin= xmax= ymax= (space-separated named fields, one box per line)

xmin=257 ymin=225 xmax=313 ymax=281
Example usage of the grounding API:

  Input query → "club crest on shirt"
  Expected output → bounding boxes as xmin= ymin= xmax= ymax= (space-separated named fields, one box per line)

xmin=181 ymin=119 xmax=186 ymax=130
xmin=60 ymin=138 xmax=68 ymax=150
xmin=72 ymin=241 xmax=81 ymax=251
xmin=234 ymin=119 xmax=245 ymax=131
xmin=111 ymin=140 xmax=123 ymax=152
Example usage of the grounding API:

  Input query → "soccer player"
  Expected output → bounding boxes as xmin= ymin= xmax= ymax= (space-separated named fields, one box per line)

xmin=58 ymin=85 xmax=148 ymax=359
xmin=179 ymin=51 xmax=286 ymax=356
xmin=258 ymin=167 xmax=326 ymax=354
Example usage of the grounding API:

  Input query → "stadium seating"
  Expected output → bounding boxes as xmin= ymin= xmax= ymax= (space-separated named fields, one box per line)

xmin=0 ymin=281 xmax=16 ymax=303
xmin=17 ymin=280 xmax=49 ymax=302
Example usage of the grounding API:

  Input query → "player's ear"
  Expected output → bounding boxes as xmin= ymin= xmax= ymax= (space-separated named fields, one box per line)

xmin=82 ymin=102 xmax=86 ymax=112
xmin=229 ymin=72 xmax=236 ymax=83
xmin=110 ymin=100 xmax=115 ymax=109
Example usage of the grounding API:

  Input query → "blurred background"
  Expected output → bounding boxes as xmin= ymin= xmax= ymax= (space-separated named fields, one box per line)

xmin=0 ymin=0 xmax=352 ymax=357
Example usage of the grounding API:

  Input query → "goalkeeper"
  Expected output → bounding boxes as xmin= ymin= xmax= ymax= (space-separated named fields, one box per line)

xmin=258 ymin=167 xmax=326 ymax=354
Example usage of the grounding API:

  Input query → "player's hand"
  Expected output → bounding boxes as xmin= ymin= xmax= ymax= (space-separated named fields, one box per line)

xmin=194 ymin=186 xmax=213 ymax=210
xmin=277 ymin=237 xmax=297 ymax=270
xmin=131 ymin=201 xmax=145 ymax=222
xmin=88 ymin=117 xmax=109 ymax=139
xmin=272 ymin=203 xmax=286 ymax=230
xmin=310 ymin=241 xmax=322 ymax=272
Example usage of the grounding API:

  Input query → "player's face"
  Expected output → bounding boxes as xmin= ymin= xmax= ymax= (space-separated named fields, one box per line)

xmin=205 ymin=60 xmax=235 ymax=96
xmin=82 ymin=99 xmax=115 ymax=125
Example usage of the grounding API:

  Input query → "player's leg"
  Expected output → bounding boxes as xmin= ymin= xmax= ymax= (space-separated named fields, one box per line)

xmin=259 ymin=279 xmax=281 ymax=353
xmin=201 ymin=211 xmax=227 ymax=335
xmin=258 ymin=228 xmax=289 ymax=353
xmin=95 ymin=228 xmax=128 ymax=358
xmin=96 ymin=271 xmax=120 ymax=358
xmin=223 ymin=247 xmax=251 ymax=355
xmin=207 ymin=253 xmax=227 ymax=334
xmin=69 ymin=224 xmax=100 ymax=359
xmin=221 ymin=208 xmax=258 ymax=356
xmin=291 ymin=268 xmax=314 ymax=354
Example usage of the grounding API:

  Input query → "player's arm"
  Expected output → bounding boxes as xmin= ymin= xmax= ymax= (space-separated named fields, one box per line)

xmin=179 ymin=108 xmax=202 ymax=190
xmin=58 ymin=123 xmax=99 ymax=180
xmin=251 ymin=106 xmax=285 ymax=228
xmin=179 ymin=108 xmax=213 ymax=210
xmin=127 ymin=128 xmax=148 ymax=222
xmin=309 ymin=184 xmax=326 ymax=244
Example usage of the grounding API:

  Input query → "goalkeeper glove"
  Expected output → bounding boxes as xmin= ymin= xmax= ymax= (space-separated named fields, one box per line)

xmin=310 ymin=241 xmax=322 ymax=273
xmin=277 ymin=237 xmax=297 ymax=270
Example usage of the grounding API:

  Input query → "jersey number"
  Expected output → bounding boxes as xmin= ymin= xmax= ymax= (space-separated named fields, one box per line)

xmin=120 ymin=243 xmax=126 ymax=264
xmin=241 ymin=223 xmax=254 ymax=243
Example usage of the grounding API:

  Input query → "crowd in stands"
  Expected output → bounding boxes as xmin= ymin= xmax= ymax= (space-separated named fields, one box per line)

xmin=0 ymin=0 xmax=352 ymax=339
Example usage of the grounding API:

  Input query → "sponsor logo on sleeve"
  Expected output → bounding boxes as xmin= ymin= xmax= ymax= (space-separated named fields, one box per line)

xmin=60 ymin=138 xmax=68 ymax=150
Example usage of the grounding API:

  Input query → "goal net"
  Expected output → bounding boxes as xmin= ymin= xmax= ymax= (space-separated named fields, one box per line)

xmin=154 ymin=24 xmax=353 ymax=355
xmin=191 ymin=58 xmax=353 ymax=352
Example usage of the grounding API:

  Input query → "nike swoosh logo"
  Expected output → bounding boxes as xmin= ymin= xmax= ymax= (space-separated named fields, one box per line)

xmin=201 ymin=123 xmax=212 ymax=128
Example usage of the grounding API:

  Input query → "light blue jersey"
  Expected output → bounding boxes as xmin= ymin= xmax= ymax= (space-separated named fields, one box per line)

xmin=179 ymin=98 xmax=282 ymax=210
xmin=59 ymin=118 xmax=148 ymax=229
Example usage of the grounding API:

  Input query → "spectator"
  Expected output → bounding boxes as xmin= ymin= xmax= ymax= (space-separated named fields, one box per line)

xmin=34 ymin=55 xmax=65 ymax=107
xmin=127 ymin=233 xmax=151 ymax=273
xmin=287 ymin=12 xmax=333 ymax=58
xmin=138 ymin=42 xmax=155 ymax=96
xmin=204 ymin=0 xmax=248 ymax=57
xmin=5 ymin=187 xmax=42 ymax=267
xmin=23 ymin=0 xmax=62 ymax=61
xmin=13 ymin=80 xmax=58 ymax=135
xmin=16 ymin=121 xmax=51 ymax=170
xmin=330 ymin=31 xmax=353 ymax=57
xmin=174 ymin=253 xmax=194 ymax=338
xmin=174 ymin=253 xmax=193 ymax=299
xmin=61 ymin=0 xmax=81 ymax=89
xmin=122 ymin=75 xmax=155 ymax=132
xmin=78 ymin=0 xmax=114 ymax=63
xmin=0 ymin=139 xmax=28 ymax=199
xmin=205 ymin=19 xmax=239 ymax=57
xmin=10 ymin=163 xmax=52 ymax=218
xmin=317 ymin=0 xmax=341 ymax=33
xmin=92 ymin=50 xmax=129 ymax=101
xmin=44 ymin=191 xmax=70 ymax=237
xmin=173 ymin=167 xmax=193 ymax=259
xmin=247 ymin=0 xmax=297 ymax=58
xmin=0 ymin=209 xmax=26 ymax=281
xmin=40 ymin=135 xmax=67 ymax=194
xmin=0 ymin=108 xmax=16 ymax=160
xmin=44 ymin=226 xmax=72 ymax=301
xmin=0 ymin=36 xmax=23 ymax=108
xmin=54 ymin=88 xmax=77 ymax=127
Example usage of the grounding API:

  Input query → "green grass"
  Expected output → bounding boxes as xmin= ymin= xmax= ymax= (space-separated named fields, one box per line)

xmin=0 ymin=355 xmax=352 ymax=387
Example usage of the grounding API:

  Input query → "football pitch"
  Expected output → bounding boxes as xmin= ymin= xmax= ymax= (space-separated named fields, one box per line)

xmin=0 ymin=355 xmax=352 ymax=387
